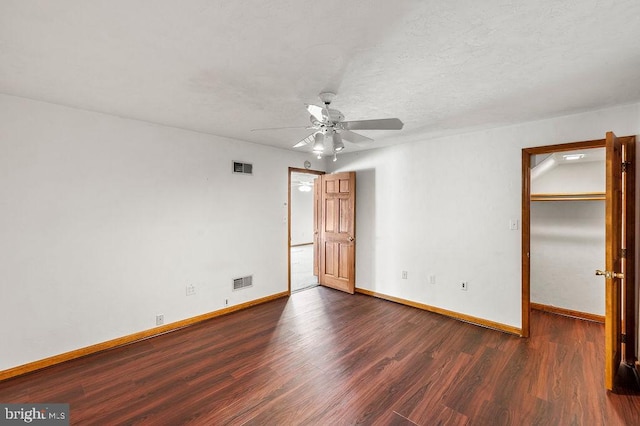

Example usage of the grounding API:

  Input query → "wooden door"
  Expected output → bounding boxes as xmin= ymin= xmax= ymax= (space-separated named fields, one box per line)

xmin=318 ymin=172 xmax=356 ymax=294
xmin=603 ymin=131 xmax=626 ymax=390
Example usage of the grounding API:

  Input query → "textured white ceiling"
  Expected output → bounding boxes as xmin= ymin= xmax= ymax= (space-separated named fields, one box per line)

xmin=1 ymin=0 xmax=639 ymax=153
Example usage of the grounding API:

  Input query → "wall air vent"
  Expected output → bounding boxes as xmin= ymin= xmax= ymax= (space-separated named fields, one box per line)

xmin=233 ymin=275 xmax=253 ymax=291
xmin=233 ymin=161 xmax=253 ymax=175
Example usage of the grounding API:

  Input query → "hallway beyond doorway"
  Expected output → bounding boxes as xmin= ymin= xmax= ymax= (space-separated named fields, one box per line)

xmin=291 ymin=244 xmax=317 ymax=292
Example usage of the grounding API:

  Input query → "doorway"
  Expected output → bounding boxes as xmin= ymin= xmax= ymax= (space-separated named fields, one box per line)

xmin=288 ymin=168 xmax=358 ymax=295
xmin=528 ymin=147 xmax=606 ymax=322
xmin=288 ymin=168 xmax=323 ymax=293
xmin=522 ymin=133 xmax=637 ymax=390
xmin=522 ymin=138 xmax=606 ymax=336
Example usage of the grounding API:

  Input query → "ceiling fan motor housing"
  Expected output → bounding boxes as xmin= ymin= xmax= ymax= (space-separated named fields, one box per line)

xmin=309 ymin=109 xmax=344 ymax=127
xmin=327 ymin=109 xmax=344 ymax=123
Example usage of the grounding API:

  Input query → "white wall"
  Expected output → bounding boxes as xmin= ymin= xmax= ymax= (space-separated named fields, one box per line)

xmin=290 ymin=182 xmax=315 ymax=245
xmin=532 ymin=160 xmax=604 ymax=194
xmin=0 ymin=94 xmax=324 ymax=371
xmin=530 ymin=201 xmax=605 ymax=315
xmin=2 ymin=95 xmax=639 ymax=372
xmin=330 ymin=102 xmax=640 ymax=329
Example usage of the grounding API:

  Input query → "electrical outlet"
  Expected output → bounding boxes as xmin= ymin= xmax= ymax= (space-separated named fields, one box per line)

xmin=225 ymin=299 xmax=229 ymax=306
xmin=402 ymin=271 xmax=408 ymax=279
xmin=156 ymin=314 xmax=164 ymax=326
xmin=186 ymin=284 xmax=196 ymax=296
xmin=429 ymin=275 xmax=436 ymax=285
xmin=461 ymin=281 xmax=468 ymax=291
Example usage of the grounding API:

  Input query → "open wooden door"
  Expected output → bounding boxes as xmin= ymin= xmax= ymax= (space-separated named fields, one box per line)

xmin=317 ymin=172 xmax=356 ymax=294
xmin=600 ymin=131 xmax=633 ymax=390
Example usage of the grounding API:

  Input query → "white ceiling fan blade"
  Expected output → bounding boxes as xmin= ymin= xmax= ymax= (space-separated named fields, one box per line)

xmin=251 ymin=125 xmax=310 ymax=131
xmin=293 ymin=133 xmax=317 ymax=148
xmin=306 ymin=104 xmax=327 ymax=122
xmin=342 ymin=118 xmax=404 ymax=130
xmin=340 ymin=130 xmax=373 ymax=144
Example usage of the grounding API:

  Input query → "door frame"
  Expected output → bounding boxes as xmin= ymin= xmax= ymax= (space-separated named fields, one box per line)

xmin=522 ymin=138 xmax=607 ymax=337
xmin=288 ymin=167 xmax=325 ymax=295
xmin=522 ymin=137 xmax=636 ymax=365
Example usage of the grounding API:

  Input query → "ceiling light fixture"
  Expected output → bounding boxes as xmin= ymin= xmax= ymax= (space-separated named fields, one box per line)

xmin=563 ymin=153 xmax=585 ymax=161
xmin=332 ymin=132 xmax=344 ymax=152
xmin=312 ymin=132 xmax=324 ymax=154
xmin=299 ymin=184 xmax=312 ymax=192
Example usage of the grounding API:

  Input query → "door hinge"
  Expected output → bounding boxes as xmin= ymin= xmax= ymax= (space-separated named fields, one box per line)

xmin=620 ymin=248 xmax=627 ymax=258
xmin=621 ymin=333 xmax=627 ymax=344
xmin=621 ymin=161 xmax=631 ymax=173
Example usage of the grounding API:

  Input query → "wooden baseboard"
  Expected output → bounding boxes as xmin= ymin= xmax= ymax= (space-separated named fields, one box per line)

xmin=355 ymin=288 xmax=522 ymax=336
xmin=0 ymin=291 xmax=289 ymax=382
xmin=530 ymin=302 xmax=604 ymax=323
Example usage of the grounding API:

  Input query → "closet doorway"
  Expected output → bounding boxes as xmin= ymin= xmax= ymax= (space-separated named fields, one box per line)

xmin=528 ymin=146 xmax=606 ymax=322
xmin=522 ymin=133 xmax=636 ymax=390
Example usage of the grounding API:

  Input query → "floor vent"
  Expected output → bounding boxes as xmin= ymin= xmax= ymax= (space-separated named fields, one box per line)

xmin=233 ymin=161 xmax=253 ymax=175
xmin=233 ymin=275 xmax=253 ymax=290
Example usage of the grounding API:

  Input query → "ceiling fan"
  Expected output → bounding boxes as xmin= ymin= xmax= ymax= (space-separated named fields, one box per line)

xmin=254 ymin=92 xmax=403 ymax=158
xmin=298 ymin=92 xmax=403 ymax=157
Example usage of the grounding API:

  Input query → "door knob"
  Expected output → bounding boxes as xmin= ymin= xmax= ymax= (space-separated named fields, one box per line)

xmin=595 ymin=269 xmax=624 ymax=279
xmin=348 ymin=236 xmax=354 ymax=242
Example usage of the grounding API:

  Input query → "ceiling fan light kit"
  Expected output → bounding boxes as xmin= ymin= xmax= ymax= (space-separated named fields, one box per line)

xmin=312 ymin=132 xmax=325 ymax=153
xmin=333 ymin=132 xmax=344 ymax=152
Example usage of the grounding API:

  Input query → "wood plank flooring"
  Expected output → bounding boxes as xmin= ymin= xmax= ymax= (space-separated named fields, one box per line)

xmin=1 ymin=286 xmax=638 ymax=425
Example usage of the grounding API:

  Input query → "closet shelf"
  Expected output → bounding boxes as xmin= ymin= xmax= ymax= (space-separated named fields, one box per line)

xmin=531 ymin=192 xmax=605 ymax=201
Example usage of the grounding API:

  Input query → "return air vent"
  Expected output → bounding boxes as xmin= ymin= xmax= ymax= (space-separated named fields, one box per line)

xmin=233 ymin=275 xmax=253 ymax=291
xmin=233 ymin=161 xmax=253 ymax=175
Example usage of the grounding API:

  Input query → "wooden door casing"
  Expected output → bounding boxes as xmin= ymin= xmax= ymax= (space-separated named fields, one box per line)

xmin=288 ymin=167 xmax=325 ymax=294
xmin=604 ymin=131 xmax=623 ymax=390
xmin=313 ymin=177 xmax=321 ymax=277
xmin=622 ymin=138 xmax=636 ymax=364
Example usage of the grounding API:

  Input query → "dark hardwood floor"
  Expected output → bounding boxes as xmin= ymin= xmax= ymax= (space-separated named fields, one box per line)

xmin=1 ymin=286 xmax=638 ymax=425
